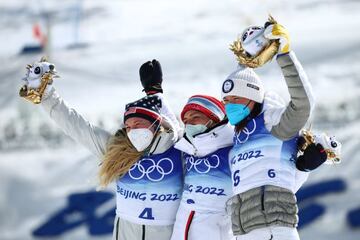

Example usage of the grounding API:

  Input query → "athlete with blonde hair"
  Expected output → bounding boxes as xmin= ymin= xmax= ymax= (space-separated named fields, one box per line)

xmin=21 ymin=59 xmax=183 ymax=240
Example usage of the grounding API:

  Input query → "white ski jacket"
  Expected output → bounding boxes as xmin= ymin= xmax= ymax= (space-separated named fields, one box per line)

xmin=174 ymin=123 xmax=234 ymax=213
xmin=230 ymin=51 xmax=313 ymax=195
xmin=175 ymin=123 xmax=234 ymax=158
xmin=41 ymin=89 xmax=184 ymax=226
xmin=41 ymin=89 xmax=179 ymax=158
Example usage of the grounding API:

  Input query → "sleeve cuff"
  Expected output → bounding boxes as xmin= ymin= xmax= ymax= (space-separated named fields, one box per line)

xmin=276 ymin=51 xmax=296 ymax=67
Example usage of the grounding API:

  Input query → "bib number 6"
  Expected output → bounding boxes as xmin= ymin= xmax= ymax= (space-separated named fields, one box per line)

xmin=268 ymin=169 xmax=276 ymax=178
xmin=233 ymin=170 xmax=240 ymax=187
xmin=233 ymin=169 xmax=275 ymax=187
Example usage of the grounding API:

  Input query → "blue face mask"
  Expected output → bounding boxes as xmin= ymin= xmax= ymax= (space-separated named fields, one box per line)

xmin=225 ymin=103 xmax=251 ymax=125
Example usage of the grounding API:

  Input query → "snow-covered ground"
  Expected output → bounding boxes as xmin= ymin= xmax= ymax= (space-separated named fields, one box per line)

xmin=0 ymin=0 xmax=359 ymax=239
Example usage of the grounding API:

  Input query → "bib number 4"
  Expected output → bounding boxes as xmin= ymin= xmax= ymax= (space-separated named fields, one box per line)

xmin=139 ymin=208 xmax=155 ymax=220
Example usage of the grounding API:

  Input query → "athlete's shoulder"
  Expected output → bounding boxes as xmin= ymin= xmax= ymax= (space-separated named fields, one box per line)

xmin=262 ymin=91 xmax=287 ymax=131
xmin=216 ymin=145 xmax=233 ymax=155
xmin=163 ymin=145 xmax=183 ymax=158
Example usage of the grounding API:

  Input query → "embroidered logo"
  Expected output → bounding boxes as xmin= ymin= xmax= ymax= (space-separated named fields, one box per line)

xmin=222 ymin=79 xmax=234 ymax=93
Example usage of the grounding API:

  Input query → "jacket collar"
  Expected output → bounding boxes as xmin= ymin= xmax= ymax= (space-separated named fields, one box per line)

xmin=175 ymin=123 xmax=234 ymax=157
xmin=147 ymin=129 xmax=176 ymax=155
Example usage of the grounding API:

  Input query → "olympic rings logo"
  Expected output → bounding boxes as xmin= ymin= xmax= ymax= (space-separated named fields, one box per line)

xmin=186 ymin=154 xmax=220 ymax=174
xmin=128 ymin=158 xmax=174 ymax=182
xmin=234 ymin=119 xmax=257 ymax=144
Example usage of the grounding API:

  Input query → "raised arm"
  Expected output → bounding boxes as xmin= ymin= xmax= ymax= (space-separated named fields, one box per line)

xmin=20 ymin=59 xmax=112 ymax=159
xmin=139 ymin=59 xmax=182 ymax=140
xmin=41 ymin=88 xmax=111 ymax=159
xmin=264 ymin=23 xmax=315 ymax=140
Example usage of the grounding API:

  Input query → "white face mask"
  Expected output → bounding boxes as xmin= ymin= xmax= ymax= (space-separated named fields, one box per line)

xmin=127 ymin=128 xmax=154 ymax=152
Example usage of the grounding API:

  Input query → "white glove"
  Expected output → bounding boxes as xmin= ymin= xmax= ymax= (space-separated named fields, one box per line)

xmin=314 ymin=133 xmax=342 ymax=164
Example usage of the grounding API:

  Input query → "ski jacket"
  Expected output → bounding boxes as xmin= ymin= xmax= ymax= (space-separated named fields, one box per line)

xmin=265 ymin=51 xmax=315 ymax=141
xmin=42 ymin=89 xmax=180 ymax=158
xmin=175 ymin=123 xmax=234 ymax=213
xmin=41 ymin=89 xmax=183 ymax=225
xmin=226 ymin=52 xmax=313 ymax=234
xmin=230 ymin=51 xmax=313 ymax=195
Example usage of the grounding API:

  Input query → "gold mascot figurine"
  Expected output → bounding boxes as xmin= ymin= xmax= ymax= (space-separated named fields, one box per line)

xmin=300 ymin=129 xmax=341 ymax=164
xmin=19 ymin=56 xmax=59 ymax=104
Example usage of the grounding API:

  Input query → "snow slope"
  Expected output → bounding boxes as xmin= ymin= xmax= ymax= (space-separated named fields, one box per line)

xmin=0 ymin=0 xmax=359 ymax=239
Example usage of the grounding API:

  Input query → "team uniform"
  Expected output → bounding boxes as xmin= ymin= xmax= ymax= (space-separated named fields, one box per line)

xmin=116 ymin=146 xmax=182 ymax=225
xmin=227 ymin=105 xmax=310 ymax=240
xmin=41 ymin=88 xmax=183 ymax=240
xmin=222 ymin=51 xmax=314 ymax=240
xmin=229 ymin=112 xmax=307 ymax=194
xmin=114 ymin=145 xmax=183 ymax=239
xmin=171 ymin=122 xmax=235 ymax=240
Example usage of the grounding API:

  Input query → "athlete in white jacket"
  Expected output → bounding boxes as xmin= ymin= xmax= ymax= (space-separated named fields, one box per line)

xmin=170 ymin=95 xmax=235 ymax=240
xmin=168 ymin=93 xmax=332 ymax=240
xmin=21 ymin=59 xmax=182 ymax=240
xmin=222 ymin=23 xmax=315 ymax=240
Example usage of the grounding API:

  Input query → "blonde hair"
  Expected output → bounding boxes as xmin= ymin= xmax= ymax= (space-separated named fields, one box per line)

xmin=98 ymin=129 xmax=143 ymax=187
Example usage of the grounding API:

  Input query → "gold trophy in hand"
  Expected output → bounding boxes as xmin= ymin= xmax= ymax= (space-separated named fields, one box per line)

xmin=19 ymin=56 xmax=59 ymax=104
xmin=230 ymin=15 xmax=281 ymax=68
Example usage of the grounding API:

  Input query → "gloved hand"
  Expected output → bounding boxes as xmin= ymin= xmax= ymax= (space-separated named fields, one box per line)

xmin=314 ymin=133 xmax=342 ymax=164
xmin=296 ymin=143 xmax=327 ymax=172
xmin=263 ymin=23 xmax=290 ymax=55
xmin=20 ymin=58 xmax=58 ymax=104
xmin=139 ymin=59 xmax=163 ymax=95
